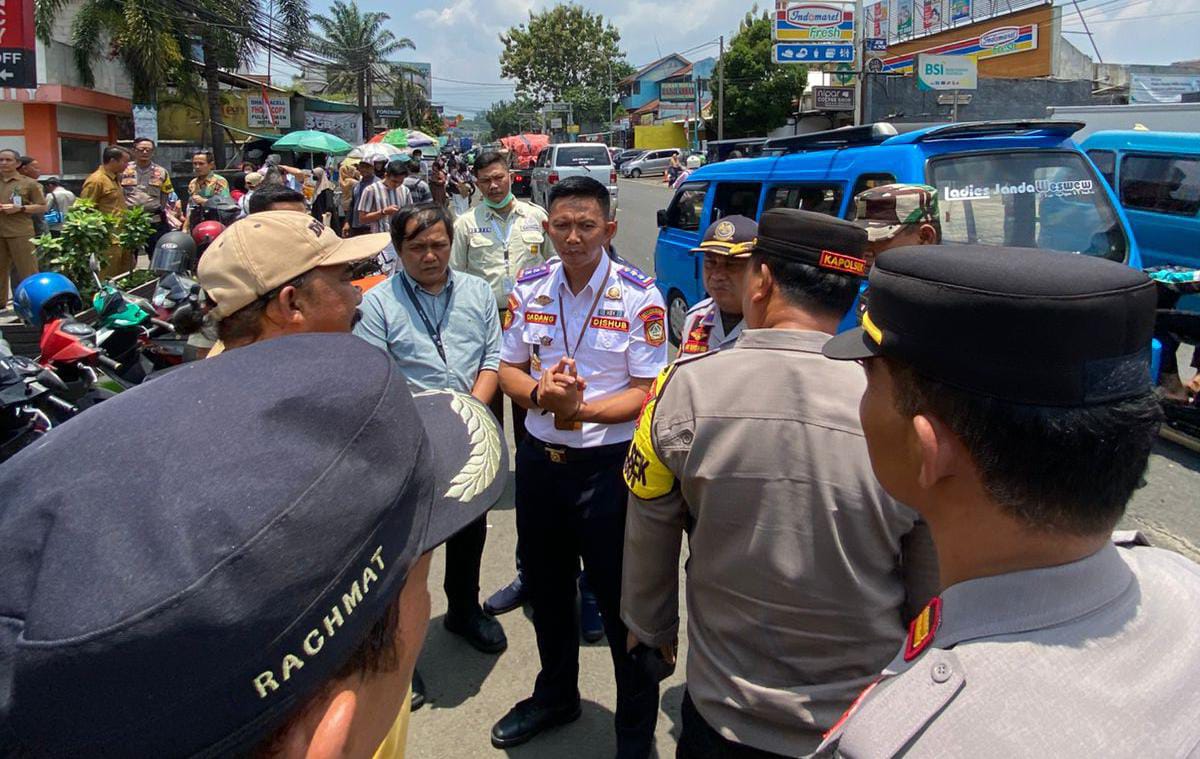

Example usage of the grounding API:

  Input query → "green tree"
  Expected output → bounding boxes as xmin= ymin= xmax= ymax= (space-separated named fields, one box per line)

xmin=482 ymin=98 xmax=540 ymax=138
xmin=718 ymin=7 xmax=808 ymax=138
xmin=34 ymin=0 xmax=188 ymax=104
xmin=311 ymin=0 xmax=414 ymax=130
xmin=35 ymin=0 xmax=308 ymax=166
xmin=499 ymin=4 xmax=631 ymax=127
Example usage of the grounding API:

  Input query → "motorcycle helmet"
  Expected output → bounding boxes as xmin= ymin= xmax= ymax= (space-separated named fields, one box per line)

xmin=205 ymin=194 xmax=242 ymax=227
xmin=151 ymin=231 xmax=198 ymax=274
xmin=13 ymin=272 xmax=83 ymax=328
xmin=191 ymin=220 xmax=226 ymax=251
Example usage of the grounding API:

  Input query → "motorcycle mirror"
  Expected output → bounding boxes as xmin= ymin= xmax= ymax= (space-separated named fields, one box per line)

xmin=88 ymin=253 xmax=101 ymax=275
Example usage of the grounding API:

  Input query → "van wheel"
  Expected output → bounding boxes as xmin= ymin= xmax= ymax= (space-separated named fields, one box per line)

xmin=631 ymin=168 xmax=642 ymax=178
xmin=668 ymin=290 xmax=688 ymax=347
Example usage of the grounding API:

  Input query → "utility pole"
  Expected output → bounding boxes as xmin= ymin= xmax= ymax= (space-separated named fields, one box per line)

xmin=266 ymin=0 xmax=273 ymax=81
xmin=718 ymin=35 xmax=725 ymax=141
xmin=853 ymin=0 xmax=864 ymax=126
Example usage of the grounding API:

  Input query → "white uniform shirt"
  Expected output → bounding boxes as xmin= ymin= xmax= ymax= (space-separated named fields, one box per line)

xmin=501 ymin=255 xmax=668 ymax=447
xmin=678 ymin=297 xmax=744 ymax=357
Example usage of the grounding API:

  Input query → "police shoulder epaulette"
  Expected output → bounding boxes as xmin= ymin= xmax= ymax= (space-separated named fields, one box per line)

xmin=618 ymin=266 xmax=655 ymax=289
xmin=517 ymin=264 xmax=551 ymax=283
xmin=674 ymin=345 xmax=725 ymax=367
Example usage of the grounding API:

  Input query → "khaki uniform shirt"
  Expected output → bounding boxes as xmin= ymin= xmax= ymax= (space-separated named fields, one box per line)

xmin=81 ymin=167 xmax=125 ymax=216
xmin=0 ymin=174 xmax=45 ymax=238
xmin=121 ymin=162 xmax=173 ymax=217
xmin=817 ymin=534 xmax=1200 ymax=758
xmin=622 ymin=329 xmax=938 ymax=757
xmin=450 ymin=200 xmax=553 ymax=310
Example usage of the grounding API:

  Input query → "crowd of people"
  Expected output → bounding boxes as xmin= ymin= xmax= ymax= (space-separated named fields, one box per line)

xmin=1 ymin=146 xmax=1199 ymax=759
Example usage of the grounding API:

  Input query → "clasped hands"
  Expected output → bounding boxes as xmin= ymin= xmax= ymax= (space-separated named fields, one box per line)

xmin=537 ymin=357 xmax=587 ymax=421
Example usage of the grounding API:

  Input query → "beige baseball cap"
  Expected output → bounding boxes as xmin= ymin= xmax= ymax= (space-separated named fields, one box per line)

xmin=198 ymin=211 xmax=390 ymax=319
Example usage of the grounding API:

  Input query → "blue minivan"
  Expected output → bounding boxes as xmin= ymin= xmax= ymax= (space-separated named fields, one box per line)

xmin=655 ymin=120 xmax=1144 ymax=344
xmin=1081 ymin=130 xmax=1200 ymax=271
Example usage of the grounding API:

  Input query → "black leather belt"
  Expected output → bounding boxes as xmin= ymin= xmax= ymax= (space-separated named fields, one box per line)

xmin=528 ymin=436 xmax=627 ymax=464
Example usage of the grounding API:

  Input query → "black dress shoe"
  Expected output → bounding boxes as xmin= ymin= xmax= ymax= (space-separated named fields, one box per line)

xmin=410 ymin=669 xmax=426 ymax=711
xmin=490 ymin=697 xmax=582 ymax=748
xmin=444 ymin=608 xmax=508 ymax=654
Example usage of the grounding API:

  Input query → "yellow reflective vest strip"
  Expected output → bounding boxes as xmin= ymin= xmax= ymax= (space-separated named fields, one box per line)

xmin=623 ymin=364 xmax=677 ymax=500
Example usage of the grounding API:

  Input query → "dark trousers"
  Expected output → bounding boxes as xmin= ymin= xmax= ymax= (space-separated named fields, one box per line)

xmin=678 ymin=690 xmax=791 ymax=759
xmin=516 ymin=437 xmax=659 ymax=758
xmin=443 ymin=513 xmax=488 ymax=616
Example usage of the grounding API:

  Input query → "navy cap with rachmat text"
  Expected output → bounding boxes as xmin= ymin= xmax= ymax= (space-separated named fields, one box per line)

xmin=822 ymin=244 xmax=1157 ymax=406
xmin=0 ymin=332 xmax=507 ymax=757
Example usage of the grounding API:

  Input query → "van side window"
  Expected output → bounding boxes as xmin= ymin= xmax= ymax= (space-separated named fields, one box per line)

xmin=847 ymin=174 xmax=897 ymax=215
xmin=713 ymin=182 xmax=763 ymax=220
xmin=765 ymin=184 xmax=843 ymax=216
xmin=1087 ymin=150 xmax=1116 ymax=188
xmin=1120 ymin=154 xmax=1200 ymax=217
xmin=667 ymin=183 xmax=708 ymax=231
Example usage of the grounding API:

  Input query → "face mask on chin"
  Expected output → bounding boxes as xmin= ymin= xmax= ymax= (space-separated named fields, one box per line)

xmin=483 ymin=192 xmax=514 ymax=210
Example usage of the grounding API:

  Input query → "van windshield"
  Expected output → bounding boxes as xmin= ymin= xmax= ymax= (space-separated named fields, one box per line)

xmin=555 ymin=146 xmax=612 ymax=167
xmin=927 ymin=150 xmax=1128 ymax=262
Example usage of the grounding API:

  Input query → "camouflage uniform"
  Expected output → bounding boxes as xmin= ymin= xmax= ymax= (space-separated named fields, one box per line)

xmin=851 ymin=183 xmax=940 ymax=242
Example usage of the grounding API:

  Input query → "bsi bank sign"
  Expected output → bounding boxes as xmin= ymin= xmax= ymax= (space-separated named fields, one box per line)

xmin=917 ymin=53 xmax=978 ymax=91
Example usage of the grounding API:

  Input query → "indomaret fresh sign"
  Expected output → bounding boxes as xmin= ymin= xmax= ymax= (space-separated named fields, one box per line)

xmin=774 ymin=0 xmax=855 ymax=42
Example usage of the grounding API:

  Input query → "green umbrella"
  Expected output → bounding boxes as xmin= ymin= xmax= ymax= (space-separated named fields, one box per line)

xmin=271 ymin=130 xmax=353 ymax=155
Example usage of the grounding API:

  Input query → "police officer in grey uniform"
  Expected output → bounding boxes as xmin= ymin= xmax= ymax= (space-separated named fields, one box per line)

xmin=622 ymin=209 xmax=938 ymax=758
xmin=817 ymin=244 xmax=1200 ymax=757
xmin=676 ymin=215 xmax=754 ymax=358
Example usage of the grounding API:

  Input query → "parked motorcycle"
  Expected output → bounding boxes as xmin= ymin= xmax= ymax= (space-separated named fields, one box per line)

xmin=87 ymin=254 xmax=188 ymax=383
xmin=0 ymin=350 xmax=78 ymax=463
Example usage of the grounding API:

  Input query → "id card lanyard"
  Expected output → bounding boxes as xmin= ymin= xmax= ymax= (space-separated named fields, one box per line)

xmin=399 ymin=274 xmax=454 ymax=365
xmin=491 ymin=211 xmax=517 ymax=294
xmin=559 ymin=260 xmax=611 ymax=359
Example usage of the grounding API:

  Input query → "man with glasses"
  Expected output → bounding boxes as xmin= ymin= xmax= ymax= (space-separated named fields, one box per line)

xmin=355 ymin=203 xmax=507 ymax=708
xmin=450 ymin=150 xmax=554 ymax=616
xmin=121 ymin=137 xmax=176 ymax=252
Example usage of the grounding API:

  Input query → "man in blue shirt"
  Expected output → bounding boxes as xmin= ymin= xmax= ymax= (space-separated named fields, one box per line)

xmin=354 ymin=203 xmax=506 ymax=705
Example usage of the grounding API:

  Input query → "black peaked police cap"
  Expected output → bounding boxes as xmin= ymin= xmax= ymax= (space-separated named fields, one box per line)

xmin=755 ymin=207 xmax=870 ymax=277
xmin=822 ymin=245 xmax=1157 ymax=406
xmin=0 ymin=333 xmax=507 ymax=757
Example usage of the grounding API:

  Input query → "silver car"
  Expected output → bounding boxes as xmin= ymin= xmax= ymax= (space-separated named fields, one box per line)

xmin=530 ymin=143 xmax=619 ymax=212
xmin=621 ymin=148 xmax=683 ymax=178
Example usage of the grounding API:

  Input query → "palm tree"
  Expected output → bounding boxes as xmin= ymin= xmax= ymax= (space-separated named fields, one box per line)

xmin=310 ymin=0 xmax=414 ymax=131
xmin=35 ymin=0 xmax=308 ymax=166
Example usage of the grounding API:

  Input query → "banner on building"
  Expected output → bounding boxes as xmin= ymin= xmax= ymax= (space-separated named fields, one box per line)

xmin=916 ymin=53 xmax=977 ymax=90
xmin=248 ymin=95 xmax=291 ymax=129
xmin=882 ymin=22 xmax=1037 ymax=74
xmin=894 ymin=0 xmax=914 ymax=38
xmin=950 ymin=0 xmax=971 ymax=22
xmin=1129 ymin=74 xmax=1200 ymax=104
xmin=919 ymin=0 xmax=943 ymax=34
xmin=773 ymin=1 xmax=855 ymax=42
xmin=660 ymin=80 xmax=697 ymax=102
xmin=867 ymin=1 xmax=889 ymax=37
xmin=0 ymin=0 xmax=37 ymax=89
xmin=132 ymin=105 xmax=158 ymax=143
xmin=305 ymin=111 xmax=362 ymax=144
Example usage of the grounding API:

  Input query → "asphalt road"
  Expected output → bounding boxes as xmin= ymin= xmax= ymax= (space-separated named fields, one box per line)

xmin=408 ymin=176 xmax=1200 ymax=758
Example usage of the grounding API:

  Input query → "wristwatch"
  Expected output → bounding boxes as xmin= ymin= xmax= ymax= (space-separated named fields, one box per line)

xmin=530 ymin=385 xmax=540 ymax=409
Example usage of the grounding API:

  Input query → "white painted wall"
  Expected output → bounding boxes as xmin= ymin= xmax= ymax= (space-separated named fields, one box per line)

xmin=0 ymin=102 xmax=25 ymax=130
xmin=57 ymin=105 xmax=108 ymax=136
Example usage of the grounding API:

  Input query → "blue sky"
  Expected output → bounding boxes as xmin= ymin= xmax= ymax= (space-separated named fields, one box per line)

xmin=278 ymin=0 xmax=1198 ymax=115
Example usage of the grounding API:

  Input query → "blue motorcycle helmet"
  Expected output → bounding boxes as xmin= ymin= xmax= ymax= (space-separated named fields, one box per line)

xmin=13 ymin=272 xmax=83 ymax=328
